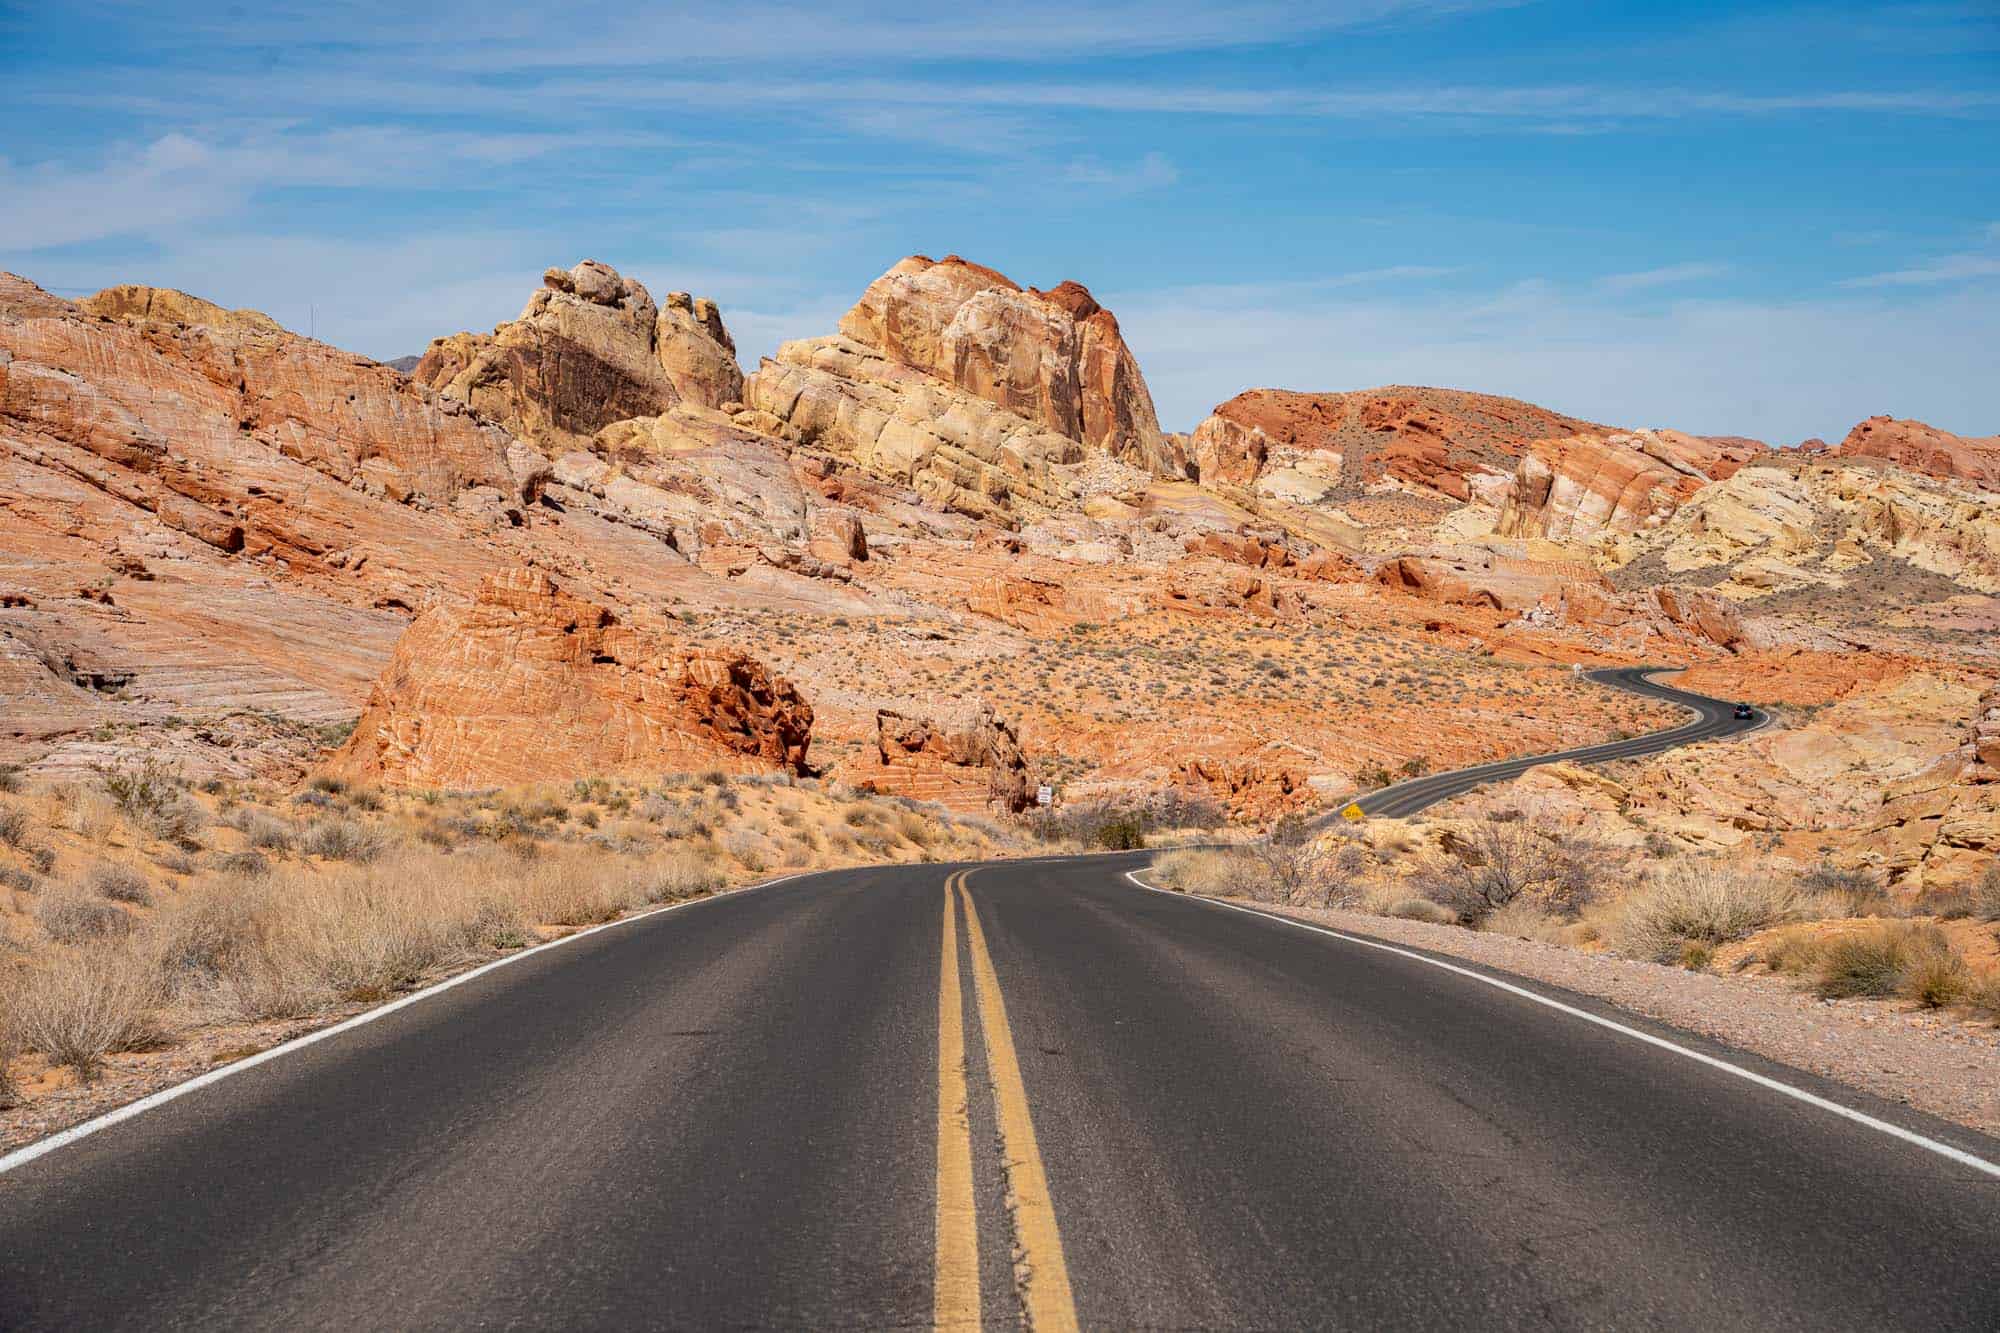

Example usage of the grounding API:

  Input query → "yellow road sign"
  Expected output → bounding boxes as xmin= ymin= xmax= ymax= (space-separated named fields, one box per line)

xmin=1341 ymin=802 xmax=1366 ymax=822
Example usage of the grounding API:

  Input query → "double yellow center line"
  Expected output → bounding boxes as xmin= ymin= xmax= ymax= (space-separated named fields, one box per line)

xmin=935 ymin=870 xmax=1079 ymax=1332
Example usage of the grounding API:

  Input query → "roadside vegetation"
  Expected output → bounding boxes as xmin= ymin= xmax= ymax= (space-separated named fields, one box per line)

xmin=0 ymin=763 xmax=1023 ymax=1111
xmin=1150 ymin=813 xmax=2000 ymax=1026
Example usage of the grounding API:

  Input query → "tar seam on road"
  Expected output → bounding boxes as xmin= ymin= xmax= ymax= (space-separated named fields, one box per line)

xmin=935 ymin=872 xmax=981 ymax=1330
xmin=958 ymin=871 xmax=1082 ymax=1333
xmin=0 ymin=869 xmax=824 ymax=1179
xmin=1123 ymin=870 xmax=2000 ymax=1182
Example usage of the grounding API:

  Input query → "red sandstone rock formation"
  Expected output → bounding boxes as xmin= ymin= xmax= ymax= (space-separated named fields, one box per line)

xmin=329 ymin=569 xmax=811 ymax=787
xmin=1836 ymin=415 xmax=2000 ymax=488
xmin=1194 ymin=386 xmax=1611 ymax=499
xmin=857 ymin=699 xmax=1032 ymax=812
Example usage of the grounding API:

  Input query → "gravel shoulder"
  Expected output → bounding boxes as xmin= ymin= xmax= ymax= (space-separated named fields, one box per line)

xmin=1230 ymin=896 xmax=2000 ymax=1138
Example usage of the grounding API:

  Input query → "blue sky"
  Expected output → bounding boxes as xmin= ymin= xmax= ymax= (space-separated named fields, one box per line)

xmin=2 ymin=1 xmax=1996 ymax=443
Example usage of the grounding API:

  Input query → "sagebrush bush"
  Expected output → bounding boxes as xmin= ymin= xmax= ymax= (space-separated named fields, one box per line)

xmin=300 ymin=818 xmax=385 ymax=863
xmin=229 ymin=808 xmax=296 ymax=851
xmin=88 ymin=861 xmax=152 ymax=904
xmin=1609 ymin=863 xmax=1798 ymax=963
xmin=10 ymin=946 xmax=164 ymax=1080
xmin=0 ymin=799 xmax=29 ymax=848
xmin=36 ymin=891 xmax=132 ymax=943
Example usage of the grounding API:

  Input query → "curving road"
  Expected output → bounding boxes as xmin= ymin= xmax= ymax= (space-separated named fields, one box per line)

xmin=4 ymin=847 xmax=1996 ymax=1329
xmin=1326 ymin=665 xmax=1765 ymax=823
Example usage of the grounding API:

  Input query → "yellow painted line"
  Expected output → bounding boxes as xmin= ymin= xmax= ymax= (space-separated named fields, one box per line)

xmin=957 ymin=874 xmax=1081 ymax=1333
xmin=935 ymin=871 xmax=981 ymax=1331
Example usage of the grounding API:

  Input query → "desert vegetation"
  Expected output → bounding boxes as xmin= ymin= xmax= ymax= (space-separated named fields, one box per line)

xmin=0 ymin=762 xmax=1021 ymax=1114
xmin=1148 ymin=811 xmax=2000 ymax=1026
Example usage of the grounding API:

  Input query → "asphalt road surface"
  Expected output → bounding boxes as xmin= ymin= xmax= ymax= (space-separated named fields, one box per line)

xmin=1324 ymin=665 xmax=1767 ymax=823
xmin=3 ymin=852 xmax=1995 ymax=1329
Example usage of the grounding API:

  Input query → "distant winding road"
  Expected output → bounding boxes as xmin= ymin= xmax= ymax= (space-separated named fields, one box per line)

xmin=1327 ymin=665 xmax=1767 ymax=823
xmin=5 ymin=671 xmax=1995 ymax=1331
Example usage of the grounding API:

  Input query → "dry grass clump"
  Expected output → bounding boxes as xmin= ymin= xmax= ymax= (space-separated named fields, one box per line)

xmin=1607 ymin=862 xmax=1798 ymax=964
xmin=0 ymin=799 xmax=29 ymax=849
xmin=1384 ymin=897 xmax=1457 ymax=924
xmin=98 ymin=760 xmax=207 ymax=847
xmin=1480 ymin=899 xmax=1569 ymax=944
xmin=1794 ymin=861 xmax=1897 ymax=918
xmin=227 ymin=808 xmax=296 ymax=852
xmin=1149 ymin=847 xmax=1264 ymax=897
xmin=1409 ymin=813 xmax=1600 ymax=924
xmin=1774 ymin=922 xmax=1975 ymax=1007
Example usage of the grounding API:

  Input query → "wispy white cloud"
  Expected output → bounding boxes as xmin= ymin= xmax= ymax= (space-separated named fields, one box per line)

xmin=1596 ymin=261 xmax=1731 ymax=293
xmin=0 ymin=127 xmax=687 ymax=251
xmin=1841 ymin=253 xmax=2000 ymax=287
xmin=1060 ymin=152 xmax=1180 ymax=194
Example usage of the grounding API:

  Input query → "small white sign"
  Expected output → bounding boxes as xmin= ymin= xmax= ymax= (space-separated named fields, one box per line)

xmin=1036 ymin=784 xmax=1054 ymax=807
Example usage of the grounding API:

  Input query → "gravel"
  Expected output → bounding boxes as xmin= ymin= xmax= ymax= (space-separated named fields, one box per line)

xmin=1244 ymin=898 xmax=2000 ymax=1137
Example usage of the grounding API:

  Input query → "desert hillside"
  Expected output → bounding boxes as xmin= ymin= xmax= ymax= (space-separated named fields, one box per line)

xmin=2 ymin=253 xmax=1994 ymax=872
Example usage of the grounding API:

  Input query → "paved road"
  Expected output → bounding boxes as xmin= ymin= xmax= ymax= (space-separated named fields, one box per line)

xmin=3 ymin=854 xmax=1995 ymax=1330
xmin=1323 ymin=665 xmax=1766 ymax=823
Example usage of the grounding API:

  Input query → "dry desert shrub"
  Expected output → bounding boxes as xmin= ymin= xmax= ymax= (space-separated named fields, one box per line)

xmin=1384 ymin=897 xmax=1458 ymax=924
xmin=1480 ymin=899 xmax=1570 ymax=945
xmin=645 ymin=847 xmax=724 ymax=902
xmin=1794 ymin=862 xmax=1898 ymax=918
xmin=1805 ymin=923 xmax=1972 ymax=1006
xmin=228 ymin=808 xmax=296 ymax=852
xmin=1149 ymin=847 xmax=1263 ymax=897
xmin=1412 ymin=813 xmax=1601 ymax=924
xmin=1608 ymin=861 xmax=1799 ymax=964
xmin=0 ymin=798 xmax=30 ymax=848
xmin=10 ymin=945 xmax=165 ymax=1081
xmin=299 ymin=817 xmax=386 ymax=863
xmin=36 ymin=890 xmax=132 ymax=944
xmin=88 ymin=860 xmax=152 ymax=905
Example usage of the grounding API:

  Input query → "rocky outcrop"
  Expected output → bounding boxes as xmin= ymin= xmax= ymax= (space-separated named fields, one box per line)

xmin=855 ymin=698 xmax=1032 ymax=813
xmin=1496 ymin=430 xmax=1758 ymax=543
xmin=414 ymin=260 xmax=743 ymax=451
xmin=743 ymin=255 xmax=1165 ymax=519
xmin=1193 ymin=386 xmax=1611 ymax=501
xmin=838 ymin=255 xmax=1164 ymax=467
xmin=1 ymin=273 xmax=521 ymax=568
xmin=1835 ymin=415 xmax=2000 ymax=488
xmin=329 ymin=568 xmax=812 ymax=787
xmin=1602 ymin=461 xmax=2000 ymax=597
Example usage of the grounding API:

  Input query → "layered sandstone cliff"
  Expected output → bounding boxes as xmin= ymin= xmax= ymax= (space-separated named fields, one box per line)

xmin=847 ymin=699 xmax=1032 ymax=813
xmin=1496 ymin=430 xmax=1758 ymax=543
xmin=414 ymin=260 xmax=743 ymax=451
xmin=329 ymin=569 xmax=812 ymax=788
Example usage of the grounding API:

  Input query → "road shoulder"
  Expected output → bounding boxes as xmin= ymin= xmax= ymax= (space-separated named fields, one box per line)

xmin=1167 ymin=890 xmax=2000 ymax=1141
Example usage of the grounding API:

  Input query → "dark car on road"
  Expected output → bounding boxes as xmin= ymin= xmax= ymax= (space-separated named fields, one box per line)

xmin=1734 ymin=702 xmax=1755 ymax=720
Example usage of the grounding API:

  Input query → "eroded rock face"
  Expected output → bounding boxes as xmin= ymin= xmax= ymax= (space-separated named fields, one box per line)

xmin=1496 ymin=430 xmax=1758 ymax=543
xmin=414 ymin=260 xmax=744 ymax=451
xmin=1194 ymin=386 xmax=1610 ymax=502
xmin=1602 ymin=461 xmax=2000 ymax=597
xmin=857 ymin=698 xmax=1032 ymax=812
xmin=839 ymin=255 xmax=1163 ymax=466
xmin=743 ymin=254 xmax=1165 ymax=518
xmin=1 ymin=273 xmax=520 ymax=567
xmin=1836 ymin=415 xmax=2000 ymax=488
xmin=329 ymin=568 xmax=812 ymax=787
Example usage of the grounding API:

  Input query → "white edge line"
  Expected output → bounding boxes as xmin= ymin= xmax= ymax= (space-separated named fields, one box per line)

xmin=0 ymin=868 xmax=827 ymax=1178
xmin=1123 ymin=869 xmax=2000 ymax=1182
